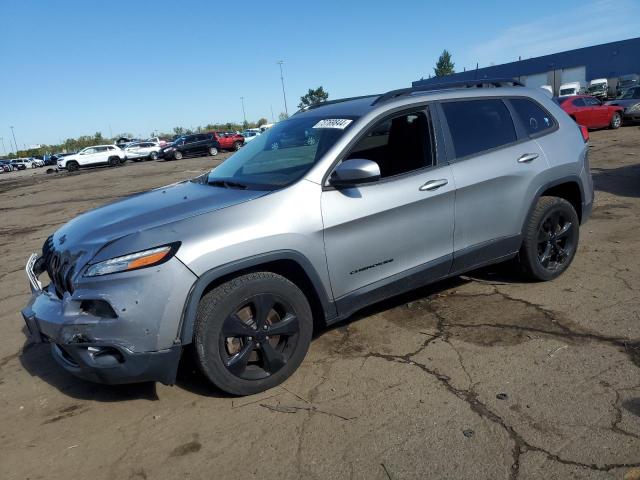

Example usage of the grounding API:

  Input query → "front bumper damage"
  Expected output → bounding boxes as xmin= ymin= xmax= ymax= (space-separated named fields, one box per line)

xmin=21 ymin=253 xmax=196 ymax=385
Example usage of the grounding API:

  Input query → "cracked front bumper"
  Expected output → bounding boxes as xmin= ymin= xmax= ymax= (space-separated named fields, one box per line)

xmin=21 ymin=255 xmax=197 ymax=385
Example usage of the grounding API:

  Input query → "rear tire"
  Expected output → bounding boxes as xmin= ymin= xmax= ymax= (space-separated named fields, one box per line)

xmin=233 ymin=141 xmax=242 ymax=151
xmin=610 ymin=112 xmax=622 ymax=129
xmin=194 ymin=272 xmax=313 ymax=396
xmin=108 ymin=157 xmax=119 ymax=167
xmin=174 ymin=151 xmax=183 ymax=160
xmin=208 ymin=146 xmax=218 ymax=156
xmin=66 ymin=161 xmax=79 ymax=172
xmin=149 ymin=151 xmax=158 ymax=161
xmin=517 ymin=196 xmax=579 ymax=281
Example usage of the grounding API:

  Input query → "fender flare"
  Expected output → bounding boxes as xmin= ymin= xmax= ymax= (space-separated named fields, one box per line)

xmin=520 ymin=174 xmax=586 ymax=235
xmin=177 ymin=250 xmax=336 ymax=345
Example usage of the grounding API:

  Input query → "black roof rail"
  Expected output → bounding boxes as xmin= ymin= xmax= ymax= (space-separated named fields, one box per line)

xmin=372 ymin=78 xmax=524 ymax=106
xmin=294 ymin=94 xmax=380 ymax=114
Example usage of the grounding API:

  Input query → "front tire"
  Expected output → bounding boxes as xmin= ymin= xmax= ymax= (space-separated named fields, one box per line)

xmin=208 ymin=146 xmax=218 ymax=156
xmin=233 ymin=141 xmax=242 ymax=151
xmin=610 ymin=112 xmax=622 ymax=129
xmin=149 ymin=151 xmax=158 ymax=161
xmin=518 ymin=196 xmax=579 ymax=281
xmin=194 ymin=272 xmax=313 ymax=396
xmin=66 ymin=161 xmax=79 ymax=172
xmin=173 ymin=150 xmax=183 ymax=160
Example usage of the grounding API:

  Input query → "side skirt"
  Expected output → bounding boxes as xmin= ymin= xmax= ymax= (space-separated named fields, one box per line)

xmin=328 ymin=235 xmax=521 ymax=325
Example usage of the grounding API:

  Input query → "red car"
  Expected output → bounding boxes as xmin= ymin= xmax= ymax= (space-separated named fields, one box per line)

xmin=555 ymin=95 xmax=624 ymax=130
xmin=209 ymin=132 xmax=244 ymax=151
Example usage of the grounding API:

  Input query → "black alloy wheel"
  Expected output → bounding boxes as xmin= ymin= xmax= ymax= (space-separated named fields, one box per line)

xmin=221 ymin=294 xmax=299 ymax=380
xmin=194 ymin=272 xmax=313 ymax=395
xmin=536 ymin=210 xmax=576 ymax=272
xmin=518 ymin=196 xmax=579 ymax=281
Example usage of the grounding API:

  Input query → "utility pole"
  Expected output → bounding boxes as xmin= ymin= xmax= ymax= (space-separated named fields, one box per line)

xmin=240 ymin=96 xmax=247 ymax=125
xmin=0 ymin=137 xmax=5 ymax=156
xmin=277 ymin=60 xmax=288 ymax=116
xmin=10 ymin=126 xmax=18 ymax=154
xmin=270 ymin=105 xmax=275 ymax=124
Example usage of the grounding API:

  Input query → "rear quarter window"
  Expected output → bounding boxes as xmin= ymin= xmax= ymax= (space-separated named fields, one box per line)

xmin=441 ymin=99 xmax=517 ymax=159
xmin=509 ymin=98 xmax=556 ymax=136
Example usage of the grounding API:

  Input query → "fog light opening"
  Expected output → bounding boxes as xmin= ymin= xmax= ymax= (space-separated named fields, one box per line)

xmin=80 ymin=300 xmax=118 ymax=319
xmin=87 ymin=346 xmax=125 ymax=365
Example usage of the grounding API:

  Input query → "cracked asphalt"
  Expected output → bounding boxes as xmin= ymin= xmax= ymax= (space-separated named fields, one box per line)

xmin=1 ymin=128 xmax=639 ymax=480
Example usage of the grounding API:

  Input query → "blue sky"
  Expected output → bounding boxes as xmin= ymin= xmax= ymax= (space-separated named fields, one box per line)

xmin=1 ymin=0 xmax=638 ymax=149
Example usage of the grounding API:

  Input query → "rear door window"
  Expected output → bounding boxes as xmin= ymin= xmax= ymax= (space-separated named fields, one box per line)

xmin=509 ymin=98 xmax=555 ymax=136
xmin=441 ymin=99 xmax=517 ymax=159
xmin=572 ymin=98 xmax=586 ymax=107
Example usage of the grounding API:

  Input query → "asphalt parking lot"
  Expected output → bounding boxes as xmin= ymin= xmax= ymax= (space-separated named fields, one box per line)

xmin=1 ymin=131 xmax=639 ymax=480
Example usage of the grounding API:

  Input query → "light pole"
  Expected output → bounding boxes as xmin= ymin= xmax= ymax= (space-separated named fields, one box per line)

xmin=10 ymin=126 xmax=18 ymax=154
xmin=277 ymin=60 xmax=288 ymax=116
xmin=0 ymin=137 xmax=5 ymax=156
xmin=240 ymin=96 xmax=247 ymax=126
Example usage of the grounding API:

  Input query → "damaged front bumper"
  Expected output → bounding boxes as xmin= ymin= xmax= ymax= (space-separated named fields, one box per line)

xmin=21 ymin=253 xmax=197 ymax=385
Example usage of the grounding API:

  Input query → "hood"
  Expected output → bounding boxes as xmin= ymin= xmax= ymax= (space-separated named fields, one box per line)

xmin=605 ymin=99 xmax=640 ymax=108
xmin=47 ymin=180 xmax=268 ymax=265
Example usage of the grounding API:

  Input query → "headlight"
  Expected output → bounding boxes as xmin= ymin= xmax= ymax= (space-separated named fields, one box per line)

xmin=84 ymin=244 xmax=179 ymax=277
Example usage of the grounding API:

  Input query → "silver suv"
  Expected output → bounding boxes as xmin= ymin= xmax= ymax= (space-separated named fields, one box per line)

xmin=22 ymin=80 xmax=593 ymax=395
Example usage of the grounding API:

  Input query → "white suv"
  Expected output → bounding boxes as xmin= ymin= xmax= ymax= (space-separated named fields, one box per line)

xmin=57 ymin=145 xmax=125 ymax=172
xmin=123 ymin=141 xmax=161 ymax=161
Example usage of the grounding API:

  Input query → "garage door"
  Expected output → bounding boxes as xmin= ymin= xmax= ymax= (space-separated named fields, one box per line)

xmin=561 ymin=66 xmax=586 ymax=84
xmin=524 ymin=73 xmax=549 ymax=88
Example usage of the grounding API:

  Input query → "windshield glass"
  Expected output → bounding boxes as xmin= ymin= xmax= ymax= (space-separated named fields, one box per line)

xmin=619 ymin=88 xmax=637 ymax=99
xmin=588 ymin=83 xmax=605 ymax=92
xmin=204 ymin=114 xmax=357 ymax=189
xmin=560 ymin=88 xmax=575 ymax=95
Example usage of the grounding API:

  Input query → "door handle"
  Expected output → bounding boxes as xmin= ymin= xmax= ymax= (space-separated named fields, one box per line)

xmin=517 ymin=153 xmax=539 ymax=163
xmin=419 ymin=179 xmax=448 ymax=191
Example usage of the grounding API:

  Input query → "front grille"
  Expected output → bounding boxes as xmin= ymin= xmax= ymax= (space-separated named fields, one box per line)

xmin=42 ymin=236 xmax=75 ymax=299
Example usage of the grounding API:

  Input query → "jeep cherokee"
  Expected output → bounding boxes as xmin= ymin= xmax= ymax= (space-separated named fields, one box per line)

xmin=22 ymin=79 xmax=593 ymax=395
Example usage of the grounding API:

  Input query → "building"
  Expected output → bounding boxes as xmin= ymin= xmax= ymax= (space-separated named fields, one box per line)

xmin=413 ymin=37 xmax=640 ymax=95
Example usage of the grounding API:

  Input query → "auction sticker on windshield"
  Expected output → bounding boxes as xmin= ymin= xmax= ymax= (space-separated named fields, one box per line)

xmin=313 ymin=119 xmax=353 ymax=129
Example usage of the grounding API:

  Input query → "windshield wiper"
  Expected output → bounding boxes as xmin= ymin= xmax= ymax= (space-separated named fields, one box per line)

xmin=208 ymin=179 xmax=248 ymax=190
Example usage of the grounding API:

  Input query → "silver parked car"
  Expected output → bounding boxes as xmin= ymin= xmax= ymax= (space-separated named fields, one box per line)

xmin=22 ymin=80 xmax=593 ymax=395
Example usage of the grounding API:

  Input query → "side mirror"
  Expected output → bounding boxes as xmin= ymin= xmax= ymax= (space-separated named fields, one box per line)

xmin=329 ymin=159 xmax=380 ymax=187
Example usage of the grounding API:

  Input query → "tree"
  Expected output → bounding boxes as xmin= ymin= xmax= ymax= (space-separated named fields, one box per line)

xmin=434 ymin=50 xmax=455 ymax=77
xmin=298 ymin=86 xmax=329 ymax=109
xmin=257 ymin=117 xmax=269 ymax=127
xmin=278 ymin=112 xmax=289 ymax=121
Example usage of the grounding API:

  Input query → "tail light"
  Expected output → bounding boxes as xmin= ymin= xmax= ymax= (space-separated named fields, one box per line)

xmin=579 ymin=125 xmax=589 ymax=143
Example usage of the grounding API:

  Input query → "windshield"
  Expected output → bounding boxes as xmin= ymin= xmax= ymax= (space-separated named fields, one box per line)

xmin=204 ymin=114 xmax=357 ymax=189
xmin=588 ymin=83 xmax=606 ymax=92
xmin=619 ymin=88 xmax=637 ymax=99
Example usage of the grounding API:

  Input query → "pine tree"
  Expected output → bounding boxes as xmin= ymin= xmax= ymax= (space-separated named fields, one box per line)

xmin=434 ymin=50 xmax=455 ymax=77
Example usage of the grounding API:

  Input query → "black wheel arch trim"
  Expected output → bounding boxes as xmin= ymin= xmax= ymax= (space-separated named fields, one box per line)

xmin=177 ymin=250 xmax=336 ymax=345
xmin=521 ymin=175 xmax=588 ymax=234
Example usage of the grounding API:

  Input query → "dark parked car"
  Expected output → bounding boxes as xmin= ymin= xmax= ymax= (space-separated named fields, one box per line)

xmin=158 ymin=133 xmax=220 ymax=160
xmin=616 ymin=74 xmax=639 ymax=96
xmin=0 ymin=160 xmax=15 ymax=172
xmin=606 ymin=86 xmax=640 ymax=123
